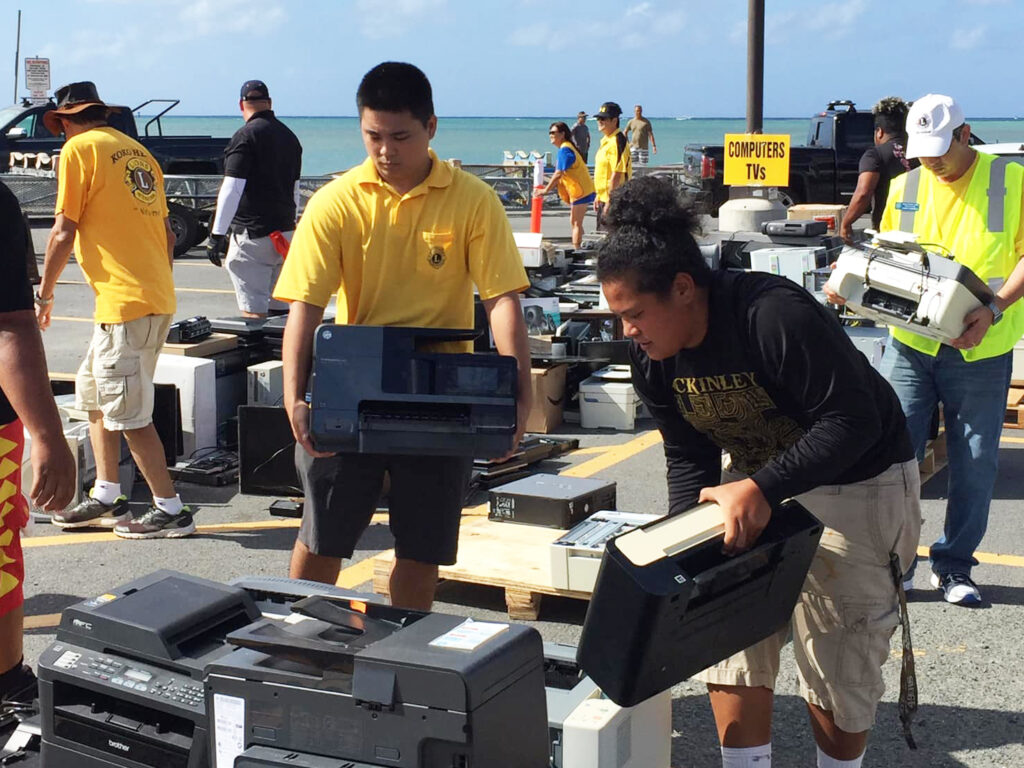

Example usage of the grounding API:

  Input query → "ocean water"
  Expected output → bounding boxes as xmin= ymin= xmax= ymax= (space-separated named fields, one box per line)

xmin=152 ymin=115 xmax=1024 ymax=176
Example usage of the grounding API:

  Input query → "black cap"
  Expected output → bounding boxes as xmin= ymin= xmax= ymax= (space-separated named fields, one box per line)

xmin=240 ymin=80 xmax=270 ymax=101
xmin=595 ymin=102 xmax=622 ymax=119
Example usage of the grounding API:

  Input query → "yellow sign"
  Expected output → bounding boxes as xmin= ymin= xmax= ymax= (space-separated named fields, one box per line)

xmin=722 ymin=133 xmax=791 ymax=187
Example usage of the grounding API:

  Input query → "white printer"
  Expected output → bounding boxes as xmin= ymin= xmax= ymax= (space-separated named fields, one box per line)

xmin=827 ymin=231 xmax=993 ymax=343
xmin=550 ymin=510 xmax=663 ymax=592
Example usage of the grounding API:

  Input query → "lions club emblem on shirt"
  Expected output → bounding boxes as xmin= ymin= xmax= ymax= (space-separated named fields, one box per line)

xmin=124 ymin=157 xmax=157 ymax=205
xmin=428 ymin=246 xmax=446 ymax=269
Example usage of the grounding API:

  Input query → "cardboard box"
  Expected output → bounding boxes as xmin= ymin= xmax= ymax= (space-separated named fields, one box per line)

xmin=787 ymin=204 xmax=846 ymax=235
xmin=162 ymin=332 xmax=238 ymax=357
xmin=525 ymin=365 xmax=567 ymax=434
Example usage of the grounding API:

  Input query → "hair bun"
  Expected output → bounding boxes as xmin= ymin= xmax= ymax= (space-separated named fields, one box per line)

xmin=604 ymin=176 xmax=698 ymax=235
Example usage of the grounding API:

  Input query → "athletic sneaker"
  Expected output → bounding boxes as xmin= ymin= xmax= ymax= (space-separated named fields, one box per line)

xmin=114 ymin=506 xmax=196 ymax=540
xmin=930 ymin=571 xmax=982 ymax=606
xmin=51 ymin=494 xmax=130 ymax=529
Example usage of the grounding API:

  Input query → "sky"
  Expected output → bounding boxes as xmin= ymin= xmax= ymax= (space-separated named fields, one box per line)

xmin=1 ymin=0 xmax=1020 ymax=118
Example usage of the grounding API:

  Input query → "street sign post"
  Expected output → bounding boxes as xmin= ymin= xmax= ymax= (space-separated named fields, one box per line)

xmin=24 ymin=58 xmax=50 ymax=101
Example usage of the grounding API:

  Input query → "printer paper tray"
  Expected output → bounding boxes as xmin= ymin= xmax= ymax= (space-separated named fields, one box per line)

xmin=237 ymin=744 xmax=386 ymax=767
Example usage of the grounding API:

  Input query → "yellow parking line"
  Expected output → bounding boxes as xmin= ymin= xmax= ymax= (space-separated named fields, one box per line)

xmin=24 ymin=613 xmax=62 ymax=630
xmin=50 ymin=316 xmax=93 ymax=323
xmin=336 ymin=558 xmax=377 ymax=589
xmin=916 ymin=545 xmax=1024 ymax=568
xmin=560 ymin=431 xmax=664 ymax=478
xmin=22 ymin=514 xmax=394 ymax=549
xmin=57 ymin=279 xmax=234 ymax=295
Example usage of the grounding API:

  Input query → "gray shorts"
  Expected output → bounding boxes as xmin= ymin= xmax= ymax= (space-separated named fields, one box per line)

xmin=225 ymin=230 xmax=292 ymax=314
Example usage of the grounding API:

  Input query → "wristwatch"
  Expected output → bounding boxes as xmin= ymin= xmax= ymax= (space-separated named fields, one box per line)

xmin=986 ymin=299 xmax=1003 ymax=325
xmin=33 ymin=290 xmax=53 ymax=307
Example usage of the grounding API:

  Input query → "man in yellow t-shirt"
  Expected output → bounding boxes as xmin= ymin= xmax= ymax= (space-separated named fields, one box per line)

xmin=36 ymin=82 xmax=193 ymax=541
xmin=593 ymin=101 xmax=632 ymax=229
xmin=273 ymin=62 xmax=531 ymax=611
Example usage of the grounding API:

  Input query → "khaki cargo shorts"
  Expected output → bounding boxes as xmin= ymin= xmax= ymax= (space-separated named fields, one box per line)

xmin=696 ymin=459 xmax=921 ymax=733
xmin=75 ymin=314 xmax=172 ymax=431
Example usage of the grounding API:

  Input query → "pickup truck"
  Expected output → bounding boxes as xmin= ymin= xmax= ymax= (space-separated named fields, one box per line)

xmin=682 ymin=100 xmax=984 ymax=215
xmin=0 ymin=98 xmax=229 ymax=253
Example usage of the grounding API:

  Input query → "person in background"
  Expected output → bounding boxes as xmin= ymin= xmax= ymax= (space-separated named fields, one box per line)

xmin=600 ymin=176 xmax=919 ymax=768
xmin=570 ymin=111 xmax=591 ymax=163
xmin=274 ymin=62 xmax=531 ymax=611
xmin=832 ymin=94 xmax=1024 ymax=606
xmin=534 ymin=121 xmax=595 ymax=249
xmin=839 ymin=97 xmax=916 ymax=244
xmin=37 ymin=81 xmax=192 ymax=540
xmin=624 ymin=104 xmax=657 ymax=165
xmin=208 ymin=79 xmax=302 ymax=318
xmin=593 ymin=101 xmax=631 ymax=230
xmin=0 ymin=179 xmax=77 ymax=706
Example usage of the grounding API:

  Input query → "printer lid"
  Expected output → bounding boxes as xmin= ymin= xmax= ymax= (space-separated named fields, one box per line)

xmin=57 ymin=570 xmax=260 ymax=668
xmin=214 ymin=596 xmax=543 ymax=713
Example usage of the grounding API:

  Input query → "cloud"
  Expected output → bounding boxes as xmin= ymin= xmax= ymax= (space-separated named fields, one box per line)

xmin=765 ymin=0 xmax=867 ymax=43
xmin=178 ymin=0 xmax=286 ymax=36
xmin=354 ymin=0 xmax=448 ymax=40
xmin=951 ymin=23 xmax=986 ymax=50
xmin=510 ymin=1 xmax=683 ymax=50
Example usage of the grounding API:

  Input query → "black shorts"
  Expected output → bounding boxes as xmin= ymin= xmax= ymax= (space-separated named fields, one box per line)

xmin=295 ymin=446 xmax=473 ymax=565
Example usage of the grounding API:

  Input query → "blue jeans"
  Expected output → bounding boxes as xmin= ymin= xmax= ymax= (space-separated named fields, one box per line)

xmin=879 ymin=338 xmax=1011 ymax=576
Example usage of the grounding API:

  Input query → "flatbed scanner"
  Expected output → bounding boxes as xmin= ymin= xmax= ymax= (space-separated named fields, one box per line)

xmin=578 ymin=499 xmax=822 ymax=707
xmin=309 ymin=325 xmax=518 ymax=458
xmin=37 ymin=570 xmax=261 ymax=768
xmin=206 ymin=594 xmax=549 ymax=768
xmin=828 ymin=232 xmax=993 ymax=343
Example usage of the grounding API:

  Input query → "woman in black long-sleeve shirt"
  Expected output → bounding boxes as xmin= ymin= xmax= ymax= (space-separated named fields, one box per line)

xmin=596 ymin=177 xmax=920 ymax=768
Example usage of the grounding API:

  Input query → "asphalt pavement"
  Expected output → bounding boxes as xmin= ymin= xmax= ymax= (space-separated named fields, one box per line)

xmin=19 ymin=209 xmax=1024 ymax=767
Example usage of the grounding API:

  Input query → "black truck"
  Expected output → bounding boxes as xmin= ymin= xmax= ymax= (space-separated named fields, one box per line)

xmin=0 ymin=98 xmax=229 ymax=253
xmin=682 ymin=100 xmax=983 ymax=215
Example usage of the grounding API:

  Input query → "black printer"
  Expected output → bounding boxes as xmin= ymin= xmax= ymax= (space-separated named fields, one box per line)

xmin=36 ymin=570 xmax=261 ymax=768
xmin=309 ymin=325 xmax=518 ymax=458
xmin=577 ymin=499 xmax=823 ymax=707
xmin=205 ymin=594 xmax=549 ymax=768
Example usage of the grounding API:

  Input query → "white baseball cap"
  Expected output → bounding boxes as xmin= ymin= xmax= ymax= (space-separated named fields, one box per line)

xmin=905 ymin=94 xmax=965 ymax=159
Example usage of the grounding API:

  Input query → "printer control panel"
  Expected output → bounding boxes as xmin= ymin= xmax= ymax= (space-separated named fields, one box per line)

xmin=50 ymin=643 xmax=205 ymax=711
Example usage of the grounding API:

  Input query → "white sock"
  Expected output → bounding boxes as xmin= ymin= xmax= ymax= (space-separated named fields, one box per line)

xmin=154 ymin=495 xmax=184 ymax=516
xmin=91 ymin=481 xmax=121 ymax=505
xmin=817 ymin=746 xmax=863 ymax=768
xmin=722 ymin=744 xmax=772 ymax=767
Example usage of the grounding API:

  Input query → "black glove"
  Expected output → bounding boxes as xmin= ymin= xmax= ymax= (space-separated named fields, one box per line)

xmin=207 ymin=234 xmax=228 ymax=267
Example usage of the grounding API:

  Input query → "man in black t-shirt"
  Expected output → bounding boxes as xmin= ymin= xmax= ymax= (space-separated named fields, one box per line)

xmin=0 ymin=181 xmax=75 ymax=705
xmin=597 ymin=177 xmax=920 ymax=768
xmin=208 ymin=80 xmax=303 ymax=317
xmin=840 ymin=97 xmax=917 ymax=243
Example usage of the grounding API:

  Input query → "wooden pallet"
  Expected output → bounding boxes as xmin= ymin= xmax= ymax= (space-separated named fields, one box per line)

xmin=372 ymin=515 xmax=591 ymax=621
xmin=1006 ymin=387 xmax=1024 ymax=428
xmin=919 ymin=430 xmax=948 ymax=484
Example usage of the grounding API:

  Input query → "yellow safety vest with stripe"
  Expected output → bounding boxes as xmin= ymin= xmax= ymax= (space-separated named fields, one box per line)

xmin=887 ymin=152 xmax=1024 ymax=361
xmin=556 ymin=142 xmax=595 ymax=204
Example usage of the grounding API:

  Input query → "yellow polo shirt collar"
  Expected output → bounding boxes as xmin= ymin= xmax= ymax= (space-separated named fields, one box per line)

xmin=352 ymin=149 xmax=454 ymax=198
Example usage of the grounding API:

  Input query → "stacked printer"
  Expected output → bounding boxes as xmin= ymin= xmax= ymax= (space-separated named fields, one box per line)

xmin=35 ymin=570 xmax=550 ymax=768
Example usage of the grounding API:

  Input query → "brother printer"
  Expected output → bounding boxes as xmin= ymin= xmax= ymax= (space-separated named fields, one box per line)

xmin=827 ymin=231 xmax=993 ymax=343
xmin=309 ymin=325 xmax=518 ymax=458
xmin=36 ymin=570 xmax=262 ymax=768
xmin=206 ymin=593 xmax=549 ymax=768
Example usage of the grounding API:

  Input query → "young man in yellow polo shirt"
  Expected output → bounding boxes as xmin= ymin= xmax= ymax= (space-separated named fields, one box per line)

xmin=274 ymin=62 xmax=531 ymax=611
xmin=593 ymin=101 xmax=632 ymax=229
xmin=36 ymin=81 xmax=192 ymax=540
